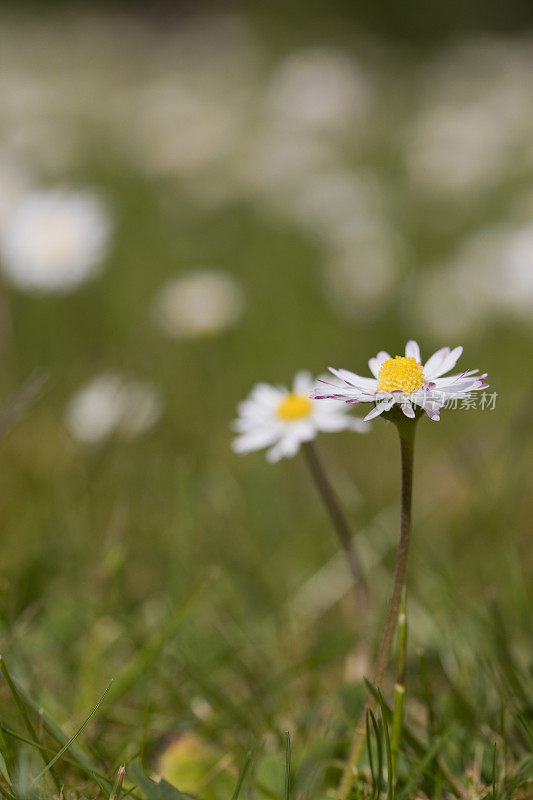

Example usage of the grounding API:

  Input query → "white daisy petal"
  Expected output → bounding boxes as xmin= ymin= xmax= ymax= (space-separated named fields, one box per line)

xmin=363 ymin=405 xmax=386 ymax=422
xmin=412 ymin=393 xmax=445 ymax=419
xmin=368 ymin=351 xmax=391 ymax=378
xmin=424 ymin=346 xmax=463 ymax=379
xmin=250 ymin=383 xmax=286 ymax=404
xmin=328 ymin=367 xmax=378 ymax=392
xmin=363 ymin=396 xmax=394 ymax=421
xmin=311 ymin=388 xmax=372 ymax=403
xmin=315 ymin=412 xmax=364 ymax=433
xmin=405 ymin=340 xmax=421 ymax=362
xmin=232 ymin=427 xmax=281 ymax=453
xmin=400 ymin=400 xmax=416 ymax=418
xmin=266 ymin=432 xmax=301 ymax=463
xmin=233 ymin=416 xmax=277 ymax=433
xmin=432 ymin=371 xmax=487 ymax=390
xmin=348 ymin=417 xmax=372 ymax=433
xmin=293 ymin=370 xmax=314 ymax=396
xmin=432 ymin=346 xmax=464 ymax=378
xmin=311 ymin=379 xmax=373 ymax=402
xmin=291 ymin=419 xmax=317 ymax=440
xmin=423 ymin=347 xmax=450 ymax=379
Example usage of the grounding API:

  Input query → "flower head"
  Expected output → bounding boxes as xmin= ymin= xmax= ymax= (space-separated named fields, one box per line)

xmin=312 ymin=341 xmax=488 ymax=422
xmin=232 ymin=370 xmax=369 ymax=463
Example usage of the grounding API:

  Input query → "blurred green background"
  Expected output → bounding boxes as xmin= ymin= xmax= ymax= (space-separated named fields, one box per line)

xmin=0 ymin=2 xmax=532 ymax=797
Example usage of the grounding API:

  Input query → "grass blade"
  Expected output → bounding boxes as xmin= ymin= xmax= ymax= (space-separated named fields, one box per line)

xmin=284 ymin=732 xmax=291 ymax=800
xmin=0 ymin=722 xmax=135 ymax=793
xmin=231 ymin=751 xmax=251 ymax=800
xmin=0 ymin=656 xmax=60 ymax=791
xmin=0 ymin=727 xmax=13 ymax=790
xmin=31 ymin=680 xmax=113 ymax=786
xmin=492 ymin=742 xmax=497 ymax=800
xmin=365 ymin=710 xmax=376 ymax=797
xmin=396 ymin=738 xmax=443 ymax=800
xmin=363 ymin=679 xmax=464 ymax=796
xmin=376 ymin=690 xmax=393 ymax=800
xmin=368 ymin=709 xmax=382 ymax=799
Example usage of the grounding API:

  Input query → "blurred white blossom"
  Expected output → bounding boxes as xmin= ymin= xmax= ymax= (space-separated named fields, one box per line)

xmin=0 ymin=189 xmax=111 ymax=293
xmin=288 ymin=170 xmax=384 ymax=243
xmin=416 ymin=223 xmax=533 ymax=337
xmin=492 ymin=225 xmax=533 ymax=318
xmin=132 ymin=81 xmax=244 ymax=179
xmin=415 ymin=263 xmax=490 ymax=339
xmin=64 ymin=373 xmax=162 ymax=444
xmin=264 ymin=48 xmax=371 ymax=136
xmin=152 ymin=269 xmax=245 ymax=340
xmin=323 ymin=224 xmax=401 ymax=318
xmin=237 ymin=129 xmax=336 ymax=203
xmin=405 ymin=37 xmax=533 ymax=201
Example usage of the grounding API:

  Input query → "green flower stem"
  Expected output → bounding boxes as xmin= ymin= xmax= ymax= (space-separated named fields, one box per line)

xmin=302 ymin=441 xmax=369 ymax=624
xmin=391 ymin=588 xmax=408 ymax=781
xmin=338 ymin=418 xmax=417 ymax=800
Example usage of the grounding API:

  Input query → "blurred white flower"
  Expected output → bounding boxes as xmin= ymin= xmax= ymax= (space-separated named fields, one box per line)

xmin=415 ymin=265 xmax=489 ymax=339
xmin=0 ymin=189 xmax=111 ymax=293
xmin=132 ymin=82 xmax=243 ymax=178
xmin=416 ymin=222 xmax=533 ymax=337
xmin=118 ymin=379 xmax=164 ymax=440
xmin=405 ymin=103 xmax=510 ymax=199
xmin=233 ymin=371 xmax=369 ymax=463
xmin=493 ymin=225 xmax=533 ymax=318
xmin=323 ymin=225 xmax=400 ymax=318
xmin=288 ymin=170 xmax=384 ymax=242
xmin=237 ymin=129 xmax=336 ymax=201
xmin=152 ymin=269 xmax=245 ymax=340
xmin=65 ymin=374 xmax=124 ymax=445
xmin=405 ymin=37 xmax=533 ymax=200
xmin=264 ymin=48 xmax=371 ymax=135
xmin=64 ymin=373 xmax=162 ymax=445
xmin=415 ymin=228 xmax=505 ymax=338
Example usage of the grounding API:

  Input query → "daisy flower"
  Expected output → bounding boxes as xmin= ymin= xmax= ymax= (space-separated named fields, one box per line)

xmin=312 ymin=340 xmax=488 ymax=422
xmin=232 ymin=370 xmax=369 ymax=463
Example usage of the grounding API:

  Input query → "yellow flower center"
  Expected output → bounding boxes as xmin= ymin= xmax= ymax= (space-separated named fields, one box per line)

xmin=376 ymin=356 xmax=426 ymax=394
xmin=276 ymin=393 xmax=313 ymax=421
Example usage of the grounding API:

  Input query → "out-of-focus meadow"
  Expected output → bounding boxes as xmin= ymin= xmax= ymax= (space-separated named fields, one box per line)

xmin=0 ymin=4 xmax=533 ymax=798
